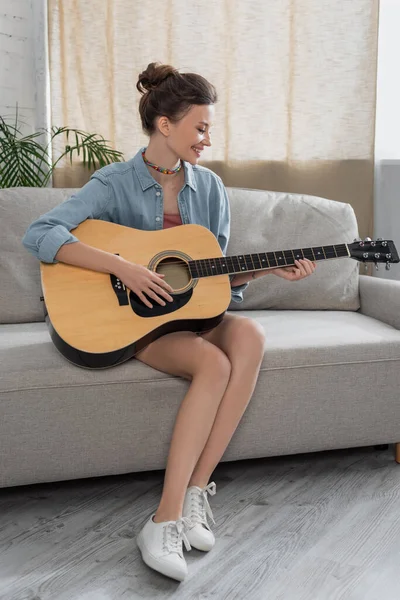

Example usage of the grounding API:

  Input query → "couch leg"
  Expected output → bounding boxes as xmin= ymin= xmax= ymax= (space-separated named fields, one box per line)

xmin=395 ymin=443 xmax=400 ymax=464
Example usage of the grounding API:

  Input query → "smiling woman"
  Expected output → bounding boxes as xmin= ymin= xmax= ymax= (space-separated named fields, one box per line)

xmin=22 ymin=60 xmax=310 ymax=584
xmin=136 ymin=62 xmax=216 ymax=169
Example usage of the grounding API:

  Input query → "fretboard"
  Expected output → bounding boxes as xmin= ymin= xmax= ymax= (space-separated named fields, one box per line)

xmin=188 ymin=244 xmax=350 ymax=279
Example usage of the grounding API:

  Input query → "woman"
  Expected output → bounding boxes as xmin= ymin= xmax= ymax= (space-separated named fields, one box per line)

xmin=22 ymin=62 xmax=316 ymax=582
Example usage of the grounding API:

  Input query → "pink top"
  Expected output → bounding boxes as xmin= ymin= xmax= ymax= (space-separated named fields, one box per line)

xmin=163 ymin=213 xmax=183 ymax=229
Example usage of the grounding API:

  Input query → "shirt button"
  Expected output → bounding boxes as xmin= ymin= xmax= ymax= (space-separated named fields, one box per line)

xmin=156 ymin=216 xmax=161 ymax=222
xmin=156 ymin=191 xmax=161 ymax=196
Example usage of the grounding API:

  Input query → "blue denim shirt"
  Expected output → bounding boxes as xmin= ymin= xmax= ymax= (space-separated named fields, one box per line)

xmin=22 ymin=146 xmax=249 ymax=303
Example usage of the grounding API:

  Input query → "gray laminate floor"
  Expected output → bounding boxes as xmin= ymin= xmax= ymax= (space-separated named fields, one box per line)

xmin=1 ymin=445 xmax=400 ymax=600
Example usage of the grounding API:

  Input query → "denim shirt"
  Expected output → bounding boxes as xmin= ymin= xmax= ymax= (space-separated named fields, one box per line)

xmin=22 ymin=146 xmax=249 ymax=303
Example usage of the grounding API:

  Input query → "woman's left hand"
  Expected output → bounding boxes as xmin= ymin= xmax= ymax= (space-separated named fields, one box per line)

xmin=272 ymin=258 xmax=317 ymax=281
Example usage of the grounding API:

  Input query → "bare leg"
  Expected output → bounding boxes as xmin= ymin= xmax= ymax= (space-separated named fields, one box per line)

xmin=135 ymin=331 xmax=231 ymax=522
xmin=188 ymin=315 xmax=266 ymax=488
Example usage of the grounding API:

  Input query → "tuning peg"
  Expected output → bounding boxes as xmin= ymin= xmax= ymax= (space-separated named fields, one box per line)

xmin=364 ymin=263 xmax=368 ymax=273
xmin=376 ymin=238 xmax=383 ymax=241
xmin=364 ymin=237 xmax=372 ymax=242
xmin=386 ymin=262 xmax=391 ymax=271
xmin=354 ymin=237 xmax=362 ymax=242
xmin=375 ymin=263 xmax=379 ymax=271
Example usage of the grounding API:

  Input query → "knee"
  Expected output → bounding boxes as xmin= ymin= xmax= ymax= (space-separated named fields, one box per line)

xmin=195 ymin=340 xmax=232 ymax=383
xmin=232 ymin=318 xmax=266 ymax=360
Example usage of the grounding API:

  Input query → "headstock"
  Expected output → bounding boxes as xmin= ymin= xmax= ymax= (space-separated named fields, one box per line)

xmin=348 ymin=237 xmax=399 ymax=271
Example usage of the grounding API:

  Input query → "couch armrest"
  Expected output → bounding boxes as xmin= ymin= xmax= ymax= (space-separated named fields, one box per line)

xmin=359 ymin=274 xmax=400 ymax=330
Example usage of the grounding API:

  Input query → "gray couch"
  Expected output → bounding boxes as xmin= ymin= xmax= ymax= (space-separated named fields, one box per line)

xmin=1 ymin=186 xmax=400 ymax=489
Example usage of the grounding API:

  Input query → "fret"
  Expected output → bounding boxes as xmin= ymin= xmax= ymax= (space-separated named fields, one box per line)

xmin=211 ymin=257 xmax=219 ymax=275
xmin=322 ymin=245 xmax=337 ymax=258
xmin=267 ymin=252 xmax=278 ymax=267
xmin=194 ymin=259 xmax=202 ymax=278
xmin=336 ymin=244 xmax=349 ymax=258
xmin=312 ymin=247 xmax=325 ymax=261
xmin=189 ymin=262 xmax=198 ymax=278
xmin=253 ymin=253 xmax=263 ymax=270
xmin=227 ymin=255 xmax=235 ymax=273
xmin=284 ymin=250 xmax=294 ymax=264
xmin=200 ymin=258 xmax=207 ymax=276
xmin=220 ymin=257 xmax=229 ymax=274
xmin=213 ymin=257 xmax=219 ymax=274
xmin=209 ymin=257 xmax=217 ymax=275
xmin=245 ymin=255 xmax=252 ymax=270
xmin=237 ymin=255 xmax=247 ymax=272
xmin=232 ymin=255 xmax=241 ymax=273
xmin=214 ymin=257 xmax=221 ymax=275
xmin=200 ymin=258 xmax=207 ymax=275
xmin=262 ymin=253 xmax=270 ymax=268
xmin=292 ymin=249 xmax=304 ymax=261
xmin=302 ymin=248 xmax=315 ymax=260
xmin=278 ymin=251 xmax=288 ymax=265
xmin=241 ymin=254 xmax=249 ymax=271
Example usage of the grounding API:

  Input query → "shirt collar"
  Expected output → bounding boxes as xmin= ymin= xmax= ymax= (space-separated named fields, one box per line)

xmin=133 ymin=147 xmax=197 ymax=192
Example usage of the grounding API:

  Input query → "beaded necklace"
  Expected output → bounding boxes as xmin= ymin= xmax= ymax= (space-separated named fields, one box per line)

xmin=142 ymin=149 xmax=182 ymax=175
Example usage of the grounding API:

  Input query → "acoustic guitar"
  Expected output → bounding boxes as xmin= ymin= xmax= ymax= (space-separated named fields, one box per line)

xmin=39 ymin=219 xmax=399 ymax=369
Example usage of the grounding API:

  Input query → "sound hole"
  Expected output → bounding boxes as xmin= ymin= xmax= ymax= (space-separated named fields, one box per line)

xmin=155 ymin=256 xmax=191 ymax=290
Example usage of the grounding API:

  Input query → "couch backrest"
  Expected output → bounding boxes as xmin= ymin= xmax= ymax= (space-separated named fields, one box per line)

xmin=227 ymin=187 xmax=360 ymax=311
xmin=0 ymin=186 xmax=360 ymax=324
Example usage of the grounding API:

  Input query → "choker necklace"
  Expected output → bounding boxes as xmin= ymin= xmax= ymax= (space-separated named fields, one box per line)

xmin=142 ymin=149 xmax=182 ymax=175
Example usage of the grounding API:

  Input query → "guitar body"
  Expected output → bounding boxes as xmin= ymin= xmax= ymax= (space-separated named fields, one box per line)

xmin=40 ymin=220 xmax=232 ymax=369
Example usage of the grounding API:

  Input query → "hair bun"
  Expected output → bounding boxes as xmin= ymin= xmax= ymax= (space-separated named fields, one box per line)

xmin=137 ymin=62 xmax=178 ymax=94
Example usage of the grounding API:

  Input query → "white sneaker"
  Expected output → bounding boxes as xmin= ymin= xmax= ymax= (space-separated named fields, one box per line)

xmin=137 ymin=513 xmax=193 ymax=582
xmin=182 ymin=482 xmax=217 ymax=551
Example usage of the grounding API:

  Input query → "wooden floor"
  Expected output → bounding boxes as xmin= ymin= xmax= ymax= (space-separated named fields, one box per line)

xmin=1 ymin=445 xmax=400 ymax=600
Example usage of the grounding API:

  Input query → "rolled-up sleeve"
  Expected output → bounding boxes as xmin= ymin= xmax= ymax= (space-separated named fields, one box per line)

xmin=22 ymin=173 xmax=110 ymax=263
xmin=214 ymin=177 xmax=249 ymax=304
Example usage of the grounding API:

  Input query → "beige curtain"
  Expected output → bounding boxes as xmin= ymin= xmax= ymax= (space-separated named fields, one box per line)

xmin=48 ymin=0 xmax=379 ymax=240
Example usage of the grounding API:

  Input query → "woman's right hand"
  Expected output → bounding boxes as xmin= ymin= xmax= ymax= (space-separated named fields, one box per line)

xmin=114 ymin=259 xmax=174 ymax=309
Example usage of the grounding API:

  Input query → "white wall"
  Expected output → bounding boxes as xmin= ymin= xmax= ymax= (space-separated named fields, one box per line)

xmin=374 ymin=0 xmax=400 ymax=162
xmin=0 ymin=0 xmax=49 ymax=142
xmin=373 ymin=0 xmax=400 ymax=280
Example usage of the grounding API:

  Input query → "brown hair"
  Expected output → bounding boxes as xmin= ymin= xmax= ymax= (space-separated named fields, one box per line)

xmin=136 ymin=62 xmax=217 ymax=135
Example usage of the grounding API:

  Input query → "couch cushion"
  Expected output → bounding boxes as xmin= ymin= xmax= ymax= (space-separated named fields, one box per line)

xmin=227 ymin=188 xmax=360 ymax=311
xmin=0 ymin=187 xmax=80 ymax=324
xmin=1 ymin=311 xmax=399 ymax=394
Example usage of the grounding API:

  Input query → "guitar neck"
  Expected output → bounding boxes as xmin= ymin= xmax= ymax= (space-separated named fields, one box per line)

xmin=188 ymin=243 xmax=350 ymax=278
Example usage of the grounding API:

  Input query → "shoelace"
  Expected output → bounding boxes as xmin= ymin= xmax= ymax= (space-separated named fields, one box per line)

xmin=164 ymin=516 xmax=193 ymax=555
xmin=189 ymin=482 xmax=217 ymax=527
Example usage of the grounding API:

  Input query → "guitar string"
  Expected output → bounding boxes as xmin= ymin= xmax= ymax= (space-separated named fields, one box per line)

xmin=147 ymin=250 xmax=343 ymax=269
xmin=143 ymin=246 xmax=350 ymax=271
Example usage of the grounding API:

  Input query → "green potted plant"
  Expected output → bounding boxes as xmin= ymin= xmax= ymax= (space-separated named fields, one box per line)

xmin=0 ymin=105 xmax=124 ymax=188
